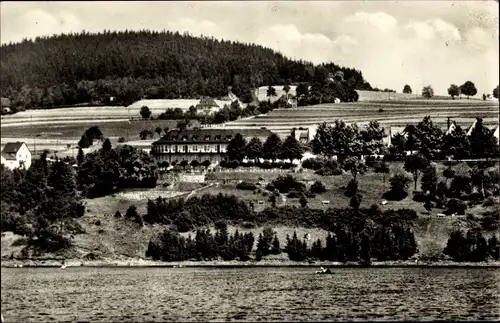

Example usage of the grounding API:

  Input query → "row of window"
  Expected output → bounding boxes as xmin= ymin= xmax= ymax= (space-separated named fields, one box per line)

xmin=170 ymin=135 xmax=233 ymax=141
xmin=153 ymin=144 xmax=225 ymax=153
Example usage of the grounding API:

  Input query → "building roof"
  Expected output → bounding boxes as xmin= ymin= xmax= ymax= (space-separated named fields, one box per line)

xmin=446 ymin=121 xmax=458 ymax=135
xmin=1 ymin=142 xmax=26 ymax=160
xmin=1 ymin=97 xmax=11 ymax=108
xmin=493 ymin=125 xmax=499 ymax=140
xmin=196 ymin=97 xmax=219 ymax=108
xmin=153 ymin=128 xmax=274 ymax=144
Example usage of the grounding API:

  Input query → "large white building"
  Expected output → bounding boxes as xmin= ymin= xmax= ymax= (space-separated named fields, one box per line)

xmin=151 ymin=128 xmax=273 ymax=165
xmin=1 ymin=142 xmax=32 ymax=170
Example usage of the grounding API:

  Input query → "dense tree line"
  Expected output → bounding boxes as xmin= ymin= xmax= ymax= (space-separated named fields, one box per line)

xmin=157 ymin=100 xmax=276 ymax=125
xmin=143 ymin=190 xmax=418 ymax=230
xmin=1 ymin=154 xmax=85 ymax=252
xmin=312 ymin=120 xmax=387 ymax=162
xmin=390 ymin=117 xmax=498 ymax=160
xmin=146 ymin=223 xmax=255 ymax=261
xmin=285 ymin=221 xmax=417 ymax=264
xmin=226 ymin=133 xmax=304 ymax=163
xmin=444 ymin=230 xmax=498 ymax=262
xmin=0 ymin=30 xmax=370 ymax=110
xmin=295 ymin=68 xmax=361 ymax=105
xmin=77 ymin=139 xmax=159 ymax=198
xmin=144 ymin=195 xmax=419 ymax=263
xmin=312 ymin=116 xmax=498 ymax=162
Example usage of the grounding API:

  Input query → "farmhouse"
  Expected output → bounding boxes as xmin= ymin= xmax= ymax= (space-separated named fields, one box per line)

xmin=1 ymin=142 xmax=32 ymax=170
xmin=151 ymin=128 xmax=274 ymax=165
xmin=276 ymin=94 xmax=298 ymax=109
xmin=196 ymin=97 xmax=220 ymax=114
xmin=293 ymin=128 xmax=310 ymax=144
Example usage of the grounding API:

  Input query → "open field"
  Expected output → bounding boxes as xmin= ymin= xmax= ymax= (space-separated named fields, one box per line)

xmin=0 ymin=98 xmax=235 ymax=128
xmin=0 ymin=119 xmax=177 ymax=139
xmin=255 ymin=85 xmax=491 ymax=102
xmin=223 ymin=99 xmax=499 ymax=139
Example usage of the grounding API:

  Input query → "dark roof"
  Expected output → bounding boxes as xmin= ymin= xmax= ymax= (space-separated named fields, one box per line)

xmin=1 ymin=142 xmax=26 ymax=160
xmin=1 ymin=97 xmax=11 ymax=107
xmin=196 ymin=97 xmax=219 ymax=108
xmin=153 ymin=128 xmax=274 ymax=144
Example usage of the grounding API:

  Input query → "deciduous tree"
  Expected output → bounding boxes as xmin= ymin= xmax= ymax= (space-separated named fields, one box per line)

xmin=448 ymin=84 xmax=460 ymax=99
xmin=422 ymin=85 xmax=434 ymax=99
xmin=227 ymin=133 xmax=247 ymax=162
xmin=140 ymin=106 xmax=151 ymax=119
xmin=404 ymin=153 xmax=429 ymax=191
xmin=459 ymin=81 xmax=477 ymax=99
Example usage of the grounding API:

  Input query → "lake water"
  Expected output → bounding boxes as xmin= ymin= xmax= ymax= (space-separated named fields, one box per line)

xmin=1 ymin=267 xmax=499 ymax=322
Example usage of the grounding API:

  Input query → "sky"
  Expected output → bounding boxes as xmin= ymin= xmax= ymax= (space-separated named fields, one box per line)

xmin=1 ymin=1 xmax=498 ymax=96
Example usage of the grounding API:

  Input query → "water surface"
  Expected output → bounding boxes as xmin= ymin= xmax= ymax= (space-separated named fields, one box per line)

xmin=2 ymin=267 xmax=499 ymax=322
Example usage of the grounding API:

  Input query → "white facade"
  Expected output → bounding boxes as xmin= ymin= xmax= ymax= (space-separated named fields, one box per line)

xmin=1 ymin=142 xmax=32 ymax=170
xmin=152 ymin=143 xmax=228 ymax=154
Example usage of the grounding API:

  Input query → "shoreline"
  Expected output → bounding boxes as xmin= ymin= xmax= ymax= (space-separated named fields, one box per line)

xmin=2 ymin=259 xmax=499 ymax=269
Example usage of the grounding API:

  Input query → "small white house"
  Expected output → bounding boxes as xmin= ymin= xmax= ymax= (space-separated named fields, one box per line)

xmin=1 ymin=142 xmax=32 ymax=170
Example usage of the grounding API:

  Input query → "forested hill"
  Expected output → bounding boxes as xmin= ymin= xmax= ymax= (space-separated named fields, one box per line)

xmin=0 ymin=30 xmax=372 ymax=109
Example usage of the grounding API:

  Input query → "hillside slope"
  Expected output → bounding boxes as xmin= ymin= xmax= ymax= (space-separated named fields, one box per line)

xmin=0 ymin=30 xmax=369 ymax=109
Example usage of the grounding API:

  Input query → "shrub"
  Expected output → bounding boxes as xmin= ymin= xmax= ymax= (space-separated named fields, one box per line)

xmin=315 ymin=167 xmax=342 ymax=176
xmin=446 ymin=198 xmax=467 ymax=215
xmin=305 ymin=191 xmax=316 ymax=198
xmin=118 ymin=137 xmax=126 ymax=143
xmin=350 ymin=193 xmax=362 ymax=209
xmin=12 ymin=237 xmax=29 ymax=247
xmin=287 ymin=190 xmax=301 ymax=198
xmin=265 ymin=183 xmax=275 ymax=191
xmin=229 ymin=160 xmax=240 ymax=169
xmin=271 ymin=175 xmax=305 ymax=194
xmin=302 ymin=158 xmax=324 ymax=170
xmin=482 ymin=197 xmax=496 ymax=207
xmin=125 ymin=205 xmax=139 ymax=219
xmin=236 ymin=181 xmax=257 ymax=191
xmin=481 ymin=210 xmax=499 ymax=231
xmin=384 ymin=169 xmax=412 ymax=201
xmin=310 ymin=181 xmax=327 ymax=194
xmin=412 ymin=191 xmax=428 ymax=203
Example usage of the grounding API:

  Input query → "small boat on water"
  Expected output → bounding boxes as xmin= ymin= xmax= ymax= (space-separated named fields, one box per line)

xmin=315 ymin=267 xmax=333 ymax=275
